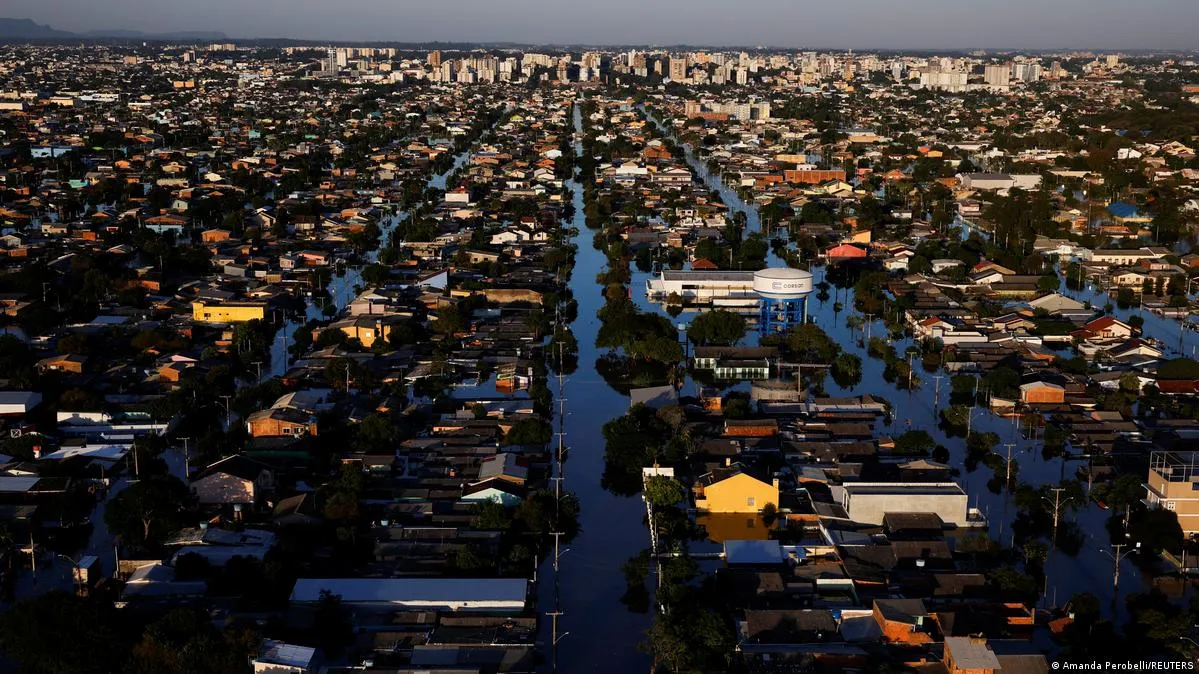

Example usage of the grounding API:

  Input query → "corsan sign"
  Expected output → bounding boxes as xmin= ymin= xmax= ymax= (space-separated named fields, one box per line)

xmin=772 ymin=281 xmax=808 ymax=291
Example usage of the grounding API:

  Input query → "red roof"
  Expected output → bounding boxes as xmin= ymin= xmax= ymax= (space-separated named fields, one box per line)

xmin=1156 ymin=380 xmax=1199 ymax=395
xmin=1084 ymin=316 xmax=1127 ymax=331
xmin=826 ymin=243 xmax=867 ymax=259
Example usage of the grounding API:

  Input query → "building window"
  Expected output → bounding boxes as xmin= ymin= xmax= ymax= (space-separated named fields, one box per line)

xmin=1167 ymin=501 xmax=1177 ymax=511
xmin=746 ymin=496 xmax=756 ymax=507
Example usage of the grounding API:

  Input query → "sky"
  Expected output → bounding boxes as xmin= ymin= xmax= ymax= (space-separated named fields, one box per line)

xmin=8 ymin=0 xmax=1199 ymax=50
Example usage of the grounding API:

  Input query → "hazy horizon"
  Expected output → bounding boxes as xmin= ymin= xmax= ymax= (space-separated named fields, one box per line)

xmin=7 ymin=0 xmax=1199 ymax=51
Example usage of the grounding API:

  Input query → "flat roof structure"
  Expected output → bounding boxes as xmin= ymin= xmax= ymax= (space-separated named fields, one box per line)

xmin=290 ymin=577 xmax=527 ymax=611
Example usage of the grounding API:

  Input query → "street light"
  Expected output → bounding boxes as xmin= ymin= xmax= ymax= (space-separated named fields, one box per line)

xmin=53 ymin=553 xmax=83 ymax=595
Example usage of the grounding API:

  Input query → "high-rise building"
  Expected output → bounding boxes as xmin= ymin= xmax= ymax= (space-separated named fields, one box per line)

xmin=428 ymin=50 xmax=442 ymax=69
xmin=983 ymin=64 xmax=1010 ymax=87
xmin=325 ymin=48 xmax=337 ymax=74
xmin=668 ymin=56 xmax=688 ymax=82
xmin=1013 ymin=62 xmax=1041 ymax=83
xmin=1105 ymin=54 xmax=1120 ymax=68
xmin=919 ymin=71 xmax=968 ymax=92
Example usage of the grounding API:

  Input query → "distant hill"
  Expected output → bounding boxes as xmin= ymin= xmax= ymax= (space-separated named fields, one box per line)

xmin=0 ymin=18 xmax=74 ymax=39
xmin=0 ymin=17 xmax=226 ymax=41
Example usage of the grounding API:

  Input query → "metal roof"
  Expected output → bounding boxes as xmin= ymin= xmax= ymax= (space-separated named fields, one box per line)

xmin=290 ymin=577 xmax=527 ymax=607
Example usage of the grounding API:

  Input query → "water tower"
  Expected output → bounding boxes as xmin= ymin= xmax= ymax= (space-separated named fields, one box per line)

xmin=755 ymin=268 xmax=814 ymax=333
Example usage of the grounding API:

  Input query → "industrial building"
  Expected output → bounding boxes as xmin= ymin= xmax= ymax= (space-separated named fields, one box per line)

xmin=645 ymin=269 xmax=757 ymax=303
xmin=646 ymin=268 xmax=812 ymax=333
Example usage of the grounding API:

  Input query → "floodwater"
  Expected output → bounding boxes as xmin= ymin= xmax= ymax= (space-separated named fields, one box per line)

xmin=266 ymin=138 xmax=480 ymax=378
xmin=637 ymin=107 xmax=1149 ymax=617
xmin=543 ymin=102 xmax=655 ymax=673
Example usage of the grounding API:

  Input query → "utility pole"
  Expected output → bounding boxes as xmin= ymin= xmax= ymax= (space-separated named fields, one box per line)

xmin=1044 ymin=487 xmax=1069 ymax=546
xmin=1105 ymin=542 xmax=1139 ymax=602
xmin=551 ymin=530 xmax=566 ymax=573
xmin=253 ymin=360 xmax=263 ymax=382
xmin=180 ymin=437 xmax=191 ymax=483
xmin=907 ymin=351 xmax=916 ymax=391
xmin=553 ymin=432 xmax=566 ymax=501
xmin=932 ymin=374 xmax=943 ymax=409
xmin=546 ymin=609 xmax=566 ymax=674
xmin=1004 ymin=443 xmax=1016 ymax=489
xmin=219 ymin=395 xmax=232 ymax=431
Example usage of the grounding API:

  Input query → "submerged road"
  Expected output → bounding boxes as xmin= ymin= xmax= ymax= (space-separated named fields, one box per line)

xmin=542 ymin=101 xmax=655 ymax=673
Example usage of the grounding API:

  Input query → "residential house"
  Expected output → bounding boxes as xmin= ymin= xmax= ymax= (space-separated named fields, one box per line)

xmin=246 ymin=408 xmax=318 ymax=438
xmin=1019 ymin=381 xmax=1065 ymax=405
xmin=191 ymin=455 xmax=276 ymax=508
xmin=694 ymin=466 xmax=779 ymax=513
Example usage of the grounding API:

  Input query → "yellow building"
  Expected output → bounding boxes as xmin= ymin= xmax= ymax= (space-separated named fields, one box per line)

xmin=694 ymin=468 xmax=779 ymax=514
xmin=192 ymin=301 xmax=267 ymax=324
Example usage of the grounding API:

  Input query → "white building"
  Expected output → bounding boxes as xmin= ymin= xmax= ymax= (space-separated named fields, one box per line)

xmin=836 ymin=482 xmax=970 ymax=526
xmin=983 ymin=64 xmax=1010 ymax=88
xmin=646 ymin=270 xmax=756 ymax=302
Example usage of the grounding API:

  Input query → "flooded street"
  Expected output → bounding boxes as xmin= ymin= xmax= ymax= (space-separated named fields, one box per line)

xmin=544 ymin=102 xmax=655 ymax=673
xmin=639 ymin=106 xmax=1149 ymax=616
xmin=267 ymin=140 xmax=481 ymax=379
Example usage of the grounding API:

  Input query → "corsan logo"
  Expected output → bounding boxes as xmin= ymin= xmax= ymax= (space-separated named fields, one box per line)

xmin=772 ymin=281 xmax=783 ymax=290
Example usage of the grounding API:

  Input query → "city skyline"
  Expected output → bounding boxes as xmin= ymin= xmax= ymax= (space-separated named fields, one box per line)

xmin=6 ymin=0 xmax=1199 ymax=50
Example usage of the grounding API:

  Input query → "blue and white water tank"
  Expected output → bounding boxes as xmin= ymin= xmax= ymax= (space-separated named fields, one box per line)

xmin=755 ymin=267 xmax=814 ymax=333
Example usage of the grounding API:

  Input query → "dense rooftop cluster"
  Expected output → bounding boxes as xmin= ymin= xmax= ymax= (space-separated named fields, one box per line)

xmin=0 ymin=42 xmax=1198 ymax=674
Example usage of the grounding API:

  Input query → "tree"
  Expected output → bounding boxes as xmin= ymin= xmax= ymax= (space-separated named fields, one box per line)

xmin=1094 ymin=473 xmax=1148 ymax=511
xmin=312 ymin=591 xmax=354 ymax=657
xmin=982 ymin=366 xmax=1021 ymax=399
xmin=830 ymin=352 xmax=863 ymax=389
xmin=105 ymin=474 xmax=190 ymax=548
xmin=472 ymin=500 xmax=511 ymax=531
xmin=353 ymin=413 xmax=400 ymax=451
xmin=127 ymin=607 xmax=256 ymax=674
xmin=1128 ymin=507 xmax=1184 ymax=555
xmin=989 ymin=565 xmax=1038 ymax=601
xmin=504 ymin=418 xmax=552 ymax=446
xmin=1116 ymin=287 xmax=1134 ymax=308
xmin=0 ymin=592 xmax=126 ymax=674
xmin=644 ymin=476 xmax=687 ymax=508
xmin=686 ymin=310 xmax=746 ymax=346
xmin=1037 ymin=274 xmax=1060 ymax=293
xmin=787 ymin=323 xmax=840 ymax=363
xmin=1157 ymin=358 xmax=1199 ymax=380
xmin=693 ymin=238 xmax=723 ymax=264
xmin=893 ymin=430 xmax=935 ymax=455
